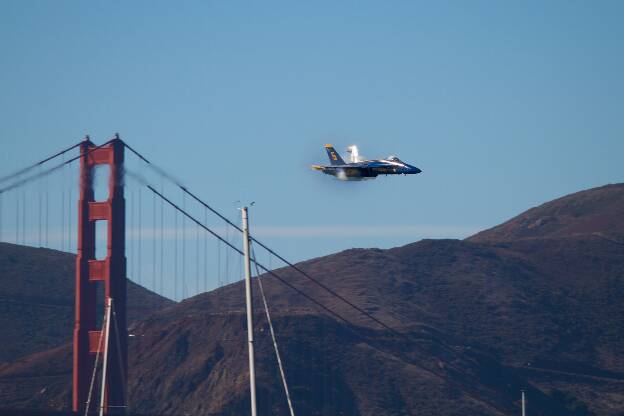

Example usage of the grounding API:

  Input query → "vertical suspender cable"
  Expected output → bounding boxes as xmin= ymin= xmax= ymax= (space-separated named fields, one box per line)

xmin=152 ymin=192 xmax=157 ymax=293
xmin=217 ymin=236 xmax=221 ymax=288
xmin=204 ymin=208 xmax=208 ymax=292
xmin=129 ymin=187 xmax=134 ymax=281
xmin=182 ymin=192 xmax=186 ymax=298
xmin=174 ymin=208 xmax=178 ymax=301
xmin=66 ymin=166 xmax=70 ymax=251
xmin=236 ymin=231 xmax=243 ymax=282
xmin=68 ymin=185 xmax=72 ymax=252
xmin=61 ymin=155 xmax=65 ymax=251
xmin=135 ymin=187 xmax=139 ymax=282
xmin=45 ymin=173 xmax=49 ymax=247
xmin=38 ymin=166 xmax=42 ymax=247
xmin=138 ymin=186 xmax=142 ymax=285
xmin=15 ymin=192 xmax=19 ymax=243
xmin=196 ymin=223 xmax=200 ymax=294
xmin=66 ymin=160 xmax=70 ymax=250
xmin=160 ymin=184 xmax=164 ymax=295
xmin=134 ymin=187 xmax=139 ymax=281
xmin=223 ymin=224 xmax=230 ymax=285
xmin=21 ymin=187 xmax=26 ymax=245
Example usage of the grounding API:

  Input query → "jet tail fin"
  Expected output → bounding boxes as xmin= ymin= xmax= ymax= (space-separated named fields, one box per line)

xmin=324 ymin=144 xmax=346 ymax=165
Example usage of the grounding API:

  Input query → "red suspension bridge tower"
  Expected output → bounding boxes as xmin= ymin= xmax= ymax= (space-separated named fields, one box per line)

xmin=73 ymin=137 xmax=127 ymax=414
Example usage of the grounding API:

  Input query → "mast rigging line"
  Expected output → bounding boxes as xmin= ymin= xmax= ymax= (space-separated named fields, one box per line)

xmin=124 ymin=142 xmax=403 ymax=337
xmin=84 ymin=302 xmax=108 ymax=416
xmin=111 ymin=300 xmax=128 ymax=409
xmin=251 ymin=245 xmax=296 ymax=416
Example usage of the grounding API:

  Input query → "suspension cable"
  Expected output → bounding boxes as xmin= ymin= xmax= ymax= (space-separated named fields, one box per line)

xmin=145 ymin=185 xmax=448 ymax=396
xmin=141 ymin=184 xmax=495 ymax=406
xmin=137 ymin=174 xmax=447 ymax=393
xmin=123 ymin=143 xmax=409 ymax=339
xmin=122 ymin=143 xmax=402 ymax=336
xmin=0 ymin=139 xmax=114 ymax=196
xmin=0 ymin=140 xmax=82 ymax=185
xmin=143 ymin=183 xmax=367 ymax=328
xmin=251 ymin=245 xmax=296 ymax=416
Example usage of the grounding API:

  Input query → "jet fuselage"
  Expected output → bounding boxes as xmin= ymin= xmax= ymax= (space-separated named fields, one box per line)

xmin=312 ymin=144 xmax=422 ymax=181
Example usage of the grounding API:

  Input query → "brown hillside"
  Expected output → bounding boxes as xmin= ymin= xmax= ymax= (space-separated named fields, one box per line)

xmin=468 ymin=183 xmax=624 ymax=242
xmin=2 ymin=233 xmax=623 ymax=415
xmin=1 ymin=183 xmax=624 ymax=415
xmin=0 ymin=310 xmax=577 ymax=416
xmin=0 ymin=243 xmax=173 ymax=362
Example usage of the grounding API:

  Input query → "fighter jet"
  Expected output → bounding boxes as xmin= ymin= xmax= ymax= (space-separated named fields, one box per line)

xmin=311 ymin=144 xmax=422 ymax=181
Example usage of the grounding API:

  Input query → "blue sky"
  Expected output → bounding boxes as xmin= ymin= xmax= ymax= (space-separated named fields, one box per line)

xmin=1 ymin=1 xmax=623 ymax=297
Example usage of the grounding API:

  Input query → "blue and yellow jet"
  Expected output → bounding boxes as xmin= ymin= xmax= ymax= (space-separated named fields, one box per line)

xmin=312 ymin=144 xmax=422 ymax=181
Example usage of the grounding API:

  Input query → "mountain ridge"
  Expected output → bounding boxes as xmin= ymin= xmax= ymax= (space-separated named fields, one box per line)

xmin=468 ymin=183 xmax=624 ymax=242
xmin=1 ymin=182 xmax=624 ymax=415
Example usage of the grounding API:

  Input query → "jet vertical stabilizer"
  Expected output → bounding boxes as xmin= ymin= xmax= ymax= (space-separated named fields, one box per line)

xmin=324 ymin=144 xmax=346 ymax=165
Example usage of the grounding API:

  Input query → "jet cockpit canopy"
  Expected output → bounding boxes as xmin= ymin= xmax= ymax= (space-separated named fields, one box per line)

xmin=387 ymin=155 xmax=404 ymax=163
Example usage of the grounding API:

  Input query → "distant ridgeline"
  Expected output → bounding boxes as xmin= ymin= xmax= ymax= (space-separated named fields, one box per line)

xmin=1 ymin=182 xmax=624 ymax=415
